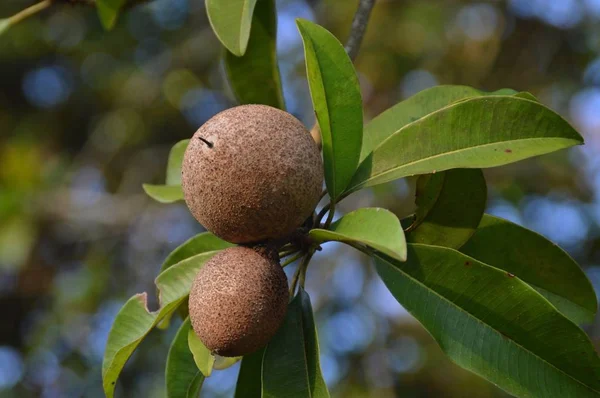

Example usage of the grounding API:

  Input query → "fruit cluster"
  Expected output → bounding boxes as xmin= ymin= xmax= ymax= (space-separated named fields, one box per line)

xmin=182 ymin=104 xmax=323 ymax=356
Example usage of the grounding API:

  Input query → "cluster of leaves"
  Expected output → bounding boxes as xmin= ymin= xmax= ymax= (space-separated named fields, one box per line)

xmin=100 ymin=1 xmax=600 ymax=398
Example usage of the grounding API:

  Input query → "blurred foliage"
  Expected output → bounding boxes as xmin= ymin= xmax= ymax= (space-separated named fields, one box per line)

xmin=1 ymin=0 xmax=600 ymax=397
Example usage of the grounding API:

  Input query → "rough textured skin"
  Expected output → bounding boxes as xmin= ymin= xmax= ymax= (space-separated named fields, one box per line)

xmin=182 ymin=104 xmax=323 ymax=244
xmin=188 ymin=246 xmax=289 ymax=357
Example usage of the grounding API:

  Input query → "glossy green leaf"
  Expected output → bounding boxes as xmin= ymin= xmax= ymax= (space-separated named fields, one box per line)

xmin=142 ymin=184 xmax=183 ymax=203
xmin=225 ymin=0 xmax=285 ymax=109
xmin=214 ymin=355 xmax=241 ymax=370
xmin=166 ymin=140 xmax=189 ymax=185
xmin=96 ymin=0 xmax=126 ymax=30
xmin=411 ymin=173 xmax=444 ymax=228
xmin=0 ymin=19 xmax=10 ymax=36
xmin=262 ymin=288 xmax=329 ymax=398
xmin=188 ymin=328 xmax=215 ymax=376
xmin=375 ymin=244 xmax=600 ymax=398
xmin=166 ymin=318 xmax=204 ymax=398
xmin=361 ymin=86 xmax=520 ymax=161
xmin=298 ymin=288 xmax=329 ymax=398
xmin=405 ymin=169 xmax=487 ymax=248
xmin=347 ymin=96 xmax=583 ymax=194
xmin=206 ymin=0 xmax=258 ymax=56
xmin=310 ymin=208 xmax=406 ymax=262
xmin=102 ymin=249 xmax=222 ymax=397
xmin=296 ymin=19 xmax=363 ymax=201
xmin=460 ymin=214 xmax=597 ymax=324
xmin=160 ymin=232 xmax=233 ymax=274
xmin=157 ymin=233 xmax=231 ymax=330
xmin=235 ymin=348 xmax=265 ymax=398
xmin=143 ymin=140 xmax=189 ymax=203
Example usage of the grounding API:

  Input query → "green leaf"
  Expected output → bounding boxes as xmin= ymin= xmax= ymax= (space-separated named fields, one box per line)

xmin=214 ymin=355 xmax=242 ymax=370
xmin=0 ymin=19 xmax=10 ymax=36
xmin=347 ymin=96 xmax=583 ymax=194
xmin=361 ymin=86 xmax=520 ymax=161
xmin=96 ymin=0 xmax=126 ymax=30
xmin=160 ymin=232 xmax=233 ymax=274
xmin=188 ymin=328 xmax=215 ymax=377
xmin=102 ymin=249 xmax=222 ymax=397
xmin=142 ymin=140 xmax=190 ymax=203
xmin=296 ymin=19 xmax=363 ymax=201
xmin=460 ymin=214 xmax=597 ymax=324
xmin=375 ymin=244 xmax=600 ymax=398
xmin=225 ymin=0 xmax=285 ymax=109
xmin=298 ymin=288 xmax=329 ymax=398
xmin=157 ymin=233 xmax=232 ymax=330
xmin=411 ymin=173 xmax=444 ymax=228
xmin=262 ymin=288 xmax=329 ymax=398
xmin=206 ymin=0 xmax=258 ymax=56
xmin=309 ymin=208 xmax=406 ymax=262
xmin=235 ymin=348 xmax=265 ymax=398
xmin=405 ymin=169 xmax=487 ymax=248
xmin=142 ymin=184 xmax=184 ymax=203
xmin=166 ymin=140 xmax=189 ymax=185
xmin=166 ymin=318 xmax=204 ymax=398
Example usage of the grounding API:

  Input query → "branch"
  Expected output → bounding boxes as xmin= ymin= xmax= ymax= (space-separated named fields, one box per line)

xmin=344 ymin=0 xmax=376 ymax=61
xmin=1 ymin=0 xmax=52 ymax=35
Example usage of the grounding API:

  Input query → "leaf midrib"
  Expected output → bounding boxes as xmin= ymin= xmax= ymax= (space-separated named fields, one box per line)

xmin=349 ymin=136 xmax=578 ymax=192
xmin=311 ymin=229 xmax=403 ymax=260
xmin=376 ymin=252 xmax=600 ymax=395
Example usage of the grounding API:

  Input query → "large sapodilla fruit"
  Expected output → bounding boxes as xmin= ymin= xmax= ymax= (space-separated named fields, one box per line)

xmin=188 ymin=246 xmax=288 ymax=357
xmin=182 ymin=104 xmax=323 ymax=244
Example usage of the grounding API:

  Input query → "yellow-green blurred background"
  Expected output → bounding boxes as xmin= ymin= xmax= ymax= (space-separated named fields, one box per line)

xmin=1 ymin=0 xmax=600 ymax=396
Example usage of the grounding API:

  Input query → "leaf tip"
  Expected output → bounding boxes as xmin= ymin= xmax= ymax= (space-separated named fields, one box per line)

xmin=0 ymin=19 xmax=10 ymax=36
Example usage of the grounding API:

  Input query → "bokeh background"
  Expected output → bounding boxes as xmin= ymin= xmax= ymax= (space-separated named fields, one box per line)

xmin=1 ymin=0 xmax=600 ymax=396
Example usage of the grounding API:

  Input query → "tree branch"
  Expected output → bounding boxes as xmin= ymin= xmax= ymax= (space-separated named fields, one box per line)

xmin=345 ymin=0 xmax=376 ymax=61
xmin=1 ymin=0 xmax=52 ymax=35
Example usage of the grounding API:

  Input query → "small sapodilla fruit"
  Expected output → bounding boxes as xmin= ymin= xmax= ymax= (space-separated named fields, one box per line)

xmin=182 ymin=104 xmax=323 ymax=244
xmin=188 ymin=246 xmax=288 ymax=357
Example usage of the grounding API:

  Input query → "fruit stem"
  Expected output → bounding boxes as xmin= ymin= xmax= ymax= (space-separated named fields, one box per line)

xmin=289 ymin=251 xmax=313 ymax=296
xmin=298 ymin=251 xmax=314 ymax=288
xmin=315 ymin=203 xmax=331 ymax=227
xmin=280 ymin=252 xmax=303 ymax=268
xmin=323 ymin=202 xmax=336 ymax=229
xmin=279 ymin=248 xmax=299 ymax=258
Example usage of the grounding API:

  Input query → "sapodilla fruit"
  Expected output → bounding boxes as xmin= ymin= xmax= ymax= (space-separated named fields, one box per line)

xmin=181 ymin=104 xmax=323 ymax=244
xmin=188 ymin=246 xmax=288 ymax=357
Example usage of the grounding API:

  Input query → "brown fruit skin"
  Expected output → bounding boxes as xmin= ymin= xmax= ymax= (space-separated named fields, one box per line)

xmin=188 ymin=246 xmax=288 ymax=357
xmin=182 ymin=104 xmax=323 ymax=244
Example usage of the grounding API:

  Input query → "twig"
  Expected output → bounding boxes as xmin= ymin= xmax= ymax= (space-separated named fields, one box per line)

xmin=289 ymin=252 xmax=313 ymax=295
xmin=315 ymin=203 xmax=332 ymax=227
xmin=281 ymin=252 xmax=304 ymax=268
xmin=324 ymin=202 xmax=335 ymax=229
xmin=1 ymin=0 xmax=52 ymax=32
xmin=298 ymin=251 xmax=315 ymax=288
xmin=279 ymin=248 xmax=299 ymax=258
xmin=344 ymin=0 xmax=376 ymax=61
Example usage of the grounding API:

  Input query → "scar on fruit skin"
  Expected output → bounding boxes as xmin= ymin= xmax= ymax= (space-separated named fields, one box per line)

xmin=505 ymin=149 xmax=512 ymax=153
xmin=198 ymin=136 xmax=214 ymax=148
